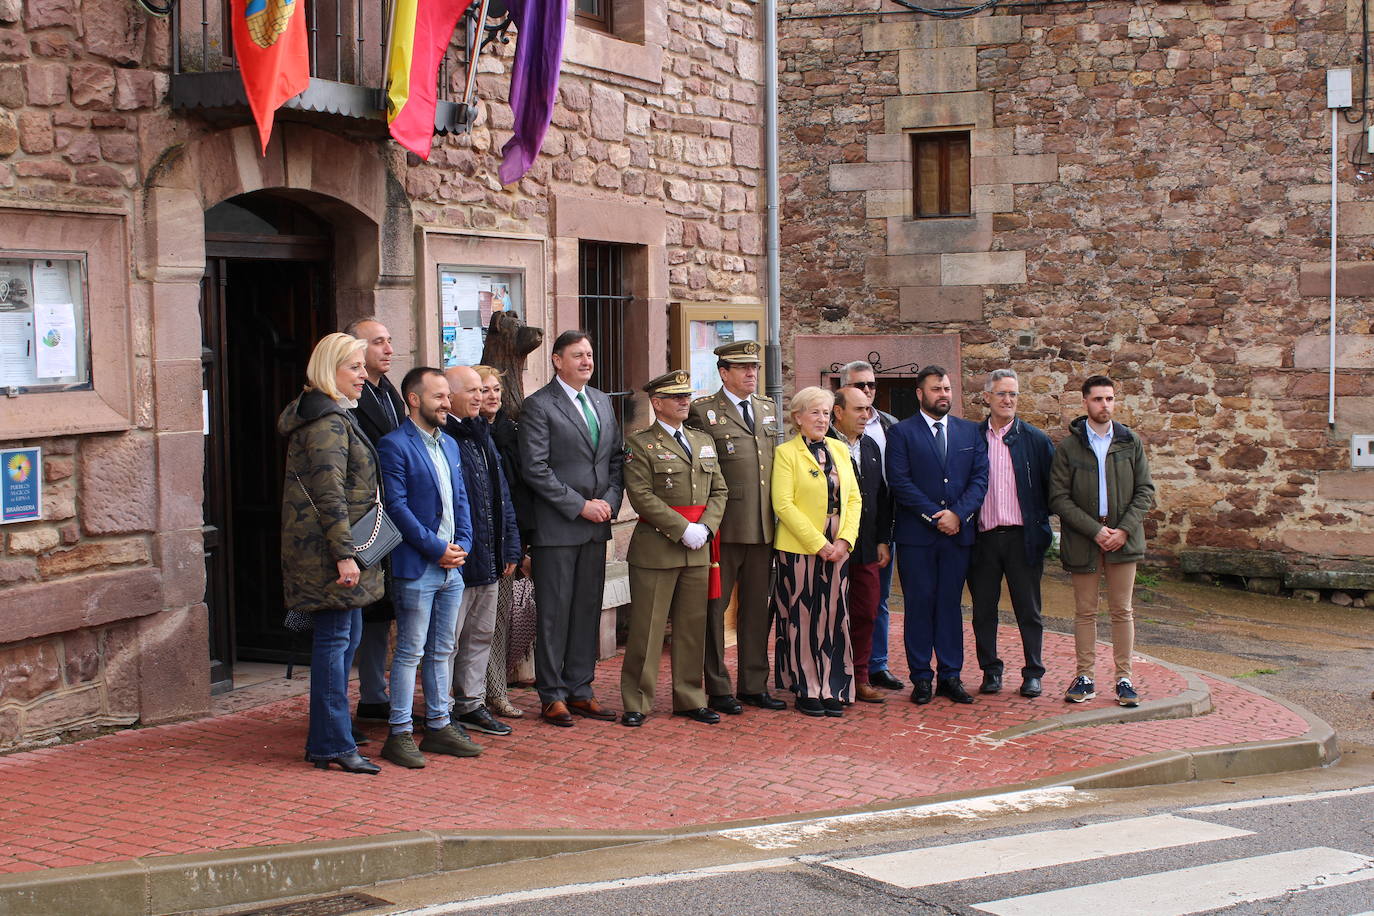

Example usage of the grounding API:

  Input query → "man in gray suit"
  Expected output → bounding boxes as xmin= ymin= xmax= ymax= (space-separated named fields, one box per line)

xmin=518 ymin=330 xmax=625 ymax=727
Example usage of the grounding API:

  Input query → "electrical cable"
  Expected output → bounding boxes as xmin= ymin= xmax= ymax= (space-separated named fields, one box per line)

xmin=133 ymin=0 xmax=174 ymax=17
xmin=887 ymin=0 xmax=1002 ymax=20
xmin=1343 ymin=0 xmax=1369 ymax=125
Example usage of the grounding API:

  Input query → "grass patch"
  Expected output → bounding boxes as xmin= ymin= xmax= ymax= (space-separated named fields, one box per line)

xmin=1234 ymin=667 xmax=1280 ymax=678
xmin=1135 ymin=569 xmax=1162 ymax=588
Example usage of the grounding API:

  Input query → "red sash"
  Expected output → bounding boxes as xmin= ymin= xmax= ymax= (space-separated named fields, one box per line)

xmin=671 ymin=504 xmax=721 ymax=599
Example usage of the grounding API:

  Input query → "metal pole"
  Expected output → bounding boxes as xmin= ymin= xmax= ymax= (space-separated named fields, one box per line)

xmin=1330 ymin=107 xmax=1338 ymax=428
xmin=763 ymin=0 xmax=782 ymax=430
xmin=462 ymin=0 xmax=492 ymax=110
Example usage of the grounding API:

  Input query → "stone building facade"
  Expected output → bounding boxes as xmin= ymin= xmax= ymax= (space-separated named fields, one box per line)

xmin=0 ymin=0 xmax=765 ymax=748
xmin=777 ymin=0 xmax=1373 ymax=591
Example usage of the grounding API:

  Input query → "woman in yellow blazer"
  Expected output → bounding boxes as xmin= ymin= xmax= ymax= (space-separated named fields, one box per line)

xmin=771 ymin=386 xmax=863 ymax=717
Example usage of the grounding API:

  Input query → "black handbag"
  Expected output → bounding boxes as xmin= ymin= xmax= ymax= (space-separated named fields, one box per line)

xmin=294 ymin=474 xmax=402 ymax=570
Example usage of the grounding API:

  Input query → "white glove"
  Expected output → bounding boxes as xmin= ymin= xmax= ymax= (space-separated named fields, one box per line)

xmin=680 ymin=522 xmax=709 ymax=550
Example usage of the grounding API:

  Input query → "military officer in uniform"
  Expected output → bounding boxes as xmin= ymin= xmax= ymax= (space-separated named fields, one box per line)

xmin=686 ymin=340 xmax=786 ymax=713
xmin=620 ymin=370 xmax=730 ymax=727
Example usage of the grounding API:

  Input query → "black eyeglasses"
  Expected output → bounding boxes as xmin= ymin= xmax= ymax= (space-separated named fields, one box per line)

xmin=851 ymin=381 xmax=877 ymax=390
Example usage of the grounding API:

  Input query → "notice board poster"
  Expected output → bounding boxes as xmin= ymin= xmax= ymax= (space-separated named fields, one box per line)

xmin=0 ymin=447 xmax=42 ymax=524
xmin=438 ymin=268 xmax=522 ymax=369
xmin=0 ymin=256 xmax=87 ymax=391
xmin=687 ymin=319 xmax=759 ymax=399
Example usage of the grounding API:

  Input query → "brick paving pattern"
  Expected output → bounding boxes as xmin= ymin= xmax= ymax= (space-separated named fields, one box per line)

xmin=0 ymin=624 xmax=1310 ymax=874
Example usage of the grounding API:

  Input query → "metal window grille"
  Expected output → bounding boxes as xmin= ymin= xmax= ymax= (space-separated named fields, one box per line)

xmin=578 ymin=241 xmax=632 ymax=431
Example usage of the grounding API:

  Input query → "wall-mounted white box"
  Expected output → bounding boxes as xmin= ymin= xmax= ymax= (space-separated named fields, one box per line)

xmin=1329 ymin=69 xmax=1353 ymax=108
xmin=1353 ymin=434 xmax=1374 ymax=469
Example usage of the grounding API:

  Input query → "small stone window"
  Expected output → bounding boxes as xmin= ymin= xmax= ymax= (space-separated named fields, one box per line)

xmin=574 ymin=0 xmax=613 ymax=33
xmin=911 ymin=131 xmax=972 ymax=218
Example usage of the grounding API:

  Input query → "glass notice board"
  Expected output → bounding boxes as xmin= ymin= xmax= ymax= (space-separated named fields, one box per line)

xmin=437 ymin=266 xmax=524 ymax=368
xmin=0 ymin=254 xmax=90 ymax=393
xmin=670 ymin=302 xmax=766 ymax=400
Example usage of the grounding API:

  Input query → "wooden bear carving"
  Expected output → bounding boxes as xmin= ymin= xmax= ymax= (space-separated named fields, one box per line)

xmin=480 ymin=310 xmax=544 ymax=416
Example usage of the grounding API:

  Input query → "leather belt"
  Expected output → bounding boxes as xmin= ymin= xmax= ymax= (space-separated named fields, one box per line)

xmin=985 ymin=525 xmax=1022 ymax=533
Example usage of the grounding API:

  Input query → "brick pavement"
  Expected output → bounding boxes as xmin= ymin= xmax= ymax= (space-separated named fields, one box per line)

xmin=0 ymin=624 xmax=1312 ymax=875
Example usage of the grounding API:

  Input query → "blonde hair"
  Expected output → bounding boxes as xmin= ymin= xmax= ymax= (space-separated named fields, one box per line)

xmin=305 ymin=333 xmax=367 ymax=400
xmin=788 ymin=386 xmax=835 ymax=426
xmin=471 ymin=364 xmax=502 ymax=380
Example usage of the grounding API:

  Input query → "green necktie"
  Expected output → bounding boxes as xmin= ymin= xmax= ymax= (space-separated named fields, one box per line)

xmin=577 ymin=391 xmax=600 ymax=449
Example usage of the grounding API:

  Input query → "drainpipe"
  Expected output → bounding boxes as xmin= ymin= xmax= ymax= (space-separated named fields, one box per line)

xmin=1326 ymin=69 xmax=1351 ymax=428
xmin=763 ymin=0 xmax=783 ymax=425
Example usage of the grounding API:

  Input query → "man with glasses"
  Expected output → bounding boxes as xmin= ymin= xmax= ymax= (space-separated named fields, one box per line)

xmin=838 ymin=360 xmax=903 ymax=692
xmin=968 ymin=369 xmax=1055 ymax=699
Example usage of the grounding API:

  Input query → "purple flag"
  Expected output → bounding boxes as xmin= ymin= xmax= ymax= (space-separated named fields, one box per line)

xmin=498 ymin=0 xmax=569 ymax=185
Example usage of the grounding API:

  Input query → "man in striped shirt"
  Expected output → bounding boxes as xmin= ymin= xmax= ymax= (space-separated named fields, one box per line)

xmin=968 ymin=369 xmax=1056 ymax=699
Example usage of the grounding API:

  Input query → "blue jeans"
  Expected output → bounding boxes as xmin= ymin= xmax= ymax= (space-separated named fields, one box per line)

xmin=869 ymin=558 xmax=894 ymax=673
xmin=307 ymin=607 xmax=362 ymax=759
xmin=389 ymin=564 xmax=465 ymax=734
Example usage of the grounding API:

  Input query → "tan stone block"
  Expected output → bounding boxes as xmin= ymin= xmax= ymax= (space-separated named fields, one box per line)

xmin=154 ymin=529 xmax=205 ymax=609
xmin=866 ymin=254 xmax=942 ymax=288
xmin=8 ymin=526 xmax=59 ymax=554
xmin=866 ymin=134 xmax=908 ymax=162
xmin=899 ymin=286 xmax=984 ymax=322
xmin=0 ymin=640 xmax=61 ymax=703
xmin=866 ymin=190 xmax=908 ymax=218
xmin=972 ymin=184 xmax=1013 ymax=213
xmin=830 ymin=161 xmax=904 ymax=192
xmin=1287 ymin=184 xmax=1355 ymax=203
xmin=81 ymin=432 xmax=156 ymax=535
xmin=37 ymin=537 xmax=149 ymax=578
xmin=1297 ymin=262 xmax=1374 ymax=297
xmin=145 ymin=186 xmax=205 ymax=277
xmin=1319 ymin=470 xmax=1374 ymax=500
xmin=1293 ymin=334 xmax=1374 ymax=369
xmin=1336 ymin=396 xmax=1374 ymax=435
xmin=153 ymin=358 xmax=202 ymax=433
xmin=155 ymin=430 xmax=205 ymax=531
xmin=26 ymin=685 xmax=103 ymax=731
xmin=971 ymin=14 xmax=1023 ymax=45
xmin=1279 ymin=528 xmax=1374 ymax=557
xmin=1237 ymin=345 xmax=1284 ymax=367
xmin=151 ymin=281 xmax=201 ymax=361
xmin=137 ymin=604 xmax=211 ymax=724
xmin=863 ymin=20 xmax=936 ymax=52
xmin=971 ymin=127 xmax=1014 ymax=157
xmin=972 ymin=153 xmax=1059 ymax=184
xmin=886 ymin=213 xmax=992 ymax=255
xmin=1337 ymin=201 xmax=1374 ymax=236
xmin=941 ymin=250 xmax=1026 ymax=285
xmin=551 ymin=192 xmax=666 ymax=246
xmin=886 ymin=92 xmax=994 ymax=132
xmin=899 ymin=47 xmax=977 ymax=95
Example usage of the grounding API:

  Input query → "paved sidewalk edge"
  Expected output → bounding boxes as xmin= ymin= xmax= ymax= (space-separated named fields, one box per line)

xmin=0 ymin=662 xmax=1339 ymax=916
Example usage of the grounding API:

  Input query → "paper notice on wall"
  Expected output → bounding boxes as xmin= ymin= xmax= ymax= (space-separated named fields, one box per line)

xmin=33 ymin=301 xmax=77 ymax=379
xmin=0 ymin=312 xmax=37 ymax=387
xmin=32 ymin=262 xmax=73 ymax=306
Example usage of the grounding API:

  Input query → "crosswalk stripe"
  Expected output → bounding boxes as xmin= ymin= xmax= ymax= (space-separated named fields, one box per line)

xmin=1185 ymin=783 xmax=1374 ymax=813
xmin=827 ymin=814 xmax=1251 ymax=888
xmin=972 ymin=847 xmax=1374 ymax=916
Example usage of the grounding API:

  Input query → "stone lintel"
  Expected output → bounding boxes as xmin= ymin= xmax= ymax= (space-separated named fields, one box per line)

xmin=885 ymin=92 xmax=993 ymax=133
xmin=886 ymin=213 xmax=992 ymax=255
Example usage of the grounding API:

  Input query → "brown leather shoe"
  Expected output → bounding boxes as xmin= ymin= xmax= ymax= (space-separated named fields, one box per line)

xmin=541 ymin=701 xmax=574 ymax=727
xmin=855 ymin=684 xmax=887 ymax=704
xmin=567 ymin=698 xmax=617 ymax=721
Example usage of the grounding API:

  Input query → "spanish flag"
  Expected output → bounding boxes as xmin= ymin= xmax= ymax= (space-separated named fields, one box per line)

xmin=386 ymin=0 xmax=475 ymax=158
xmin=231 ymin=0 xmax=310 ymax=154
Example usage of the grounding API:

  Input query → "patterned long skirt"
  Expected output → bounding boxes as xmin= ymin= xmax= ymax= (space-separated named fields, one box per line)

xmin=772 ymin=537 xmax=853 ymax=702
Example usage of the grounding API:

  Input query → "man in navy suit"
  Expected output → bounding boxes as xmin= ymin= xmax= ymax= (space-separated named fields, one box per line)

xmin=885 ymin=365 xmax=989 ymax=705
xmin=376 ymin=367 xmax=479 ymax=769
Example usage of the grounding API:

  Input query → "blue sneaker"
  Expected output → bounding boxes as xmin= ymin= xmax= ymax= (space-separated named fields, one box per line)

xmin=1116 ymin=679 xmax=1140 ymax=708
xmin=1064 ymin=676 xmax=1096 ymax=703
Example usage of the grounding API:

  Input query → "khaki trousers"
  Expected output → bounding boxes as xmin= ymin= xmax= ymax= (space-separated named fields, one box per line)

xmin=1071 ymin=553 xmax=1135 ymax=681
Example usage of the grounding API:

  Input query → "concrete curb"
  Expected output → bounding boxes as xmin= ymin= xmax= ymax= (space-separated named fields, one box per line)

xmin=0 ymin=661 xmax=1341 ymax=916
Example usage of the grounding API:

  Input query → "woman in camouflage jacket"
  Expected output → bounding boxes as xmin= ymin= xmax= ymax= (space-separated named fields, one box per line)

xmin=279 ymin=333 xmax=385 ymax=775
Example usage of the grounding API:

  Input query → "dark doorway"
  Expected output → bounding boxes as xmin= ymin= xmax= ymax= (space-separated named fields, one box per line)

xmin=201 ymin=193 xmax=333 ymax=691
xmin=825 ymin=374 xmax=919 ymax=421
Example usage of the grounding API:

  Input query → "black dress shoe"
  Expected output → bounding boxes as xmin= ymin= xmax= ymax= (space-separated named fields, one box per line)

xmin=309 ymin=751 xmax=381 ymax=775
xmin=910 ymin=680 xmax=933 ymax=705
xmin=708 ymin=694 xmax=743 ymax=715
xmin=870 ymin=669 xmax=905 ymax=690
xmin=673 ymin=707 xmax=721 ymax=724
xmin=980 ymin=673 xmax=1003 ymax=695
xmin=936 ymin=678 xmax=974 ymax=704
xmin=355 ymin=701 xmax=390 ymax=723
xmin=820 ymin=698 xmax=844 ymax=717
xmin=796 ymin=697 xmax=825 ymax=717
xmin=739 ymin=692 xmax=787 ymax=710
xmin=1020 ymin=677 xmax=1043 ymax=698
xmin=621 ymin=711 xmax=645 ymax=727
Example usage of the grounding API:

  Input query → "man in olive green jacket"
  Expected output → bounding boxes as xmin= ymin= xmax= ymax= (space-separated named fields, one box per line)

xmin=1048 ymin=375 xmax=1155 ymax=709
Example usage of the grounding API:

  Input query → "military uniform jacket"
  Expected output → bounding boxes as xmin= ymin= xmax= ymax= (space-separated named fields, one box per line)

xmin=624 ymin=424 xmax=728 ymax=569
xmin=686 ymin=390 xmax=777 ymax=544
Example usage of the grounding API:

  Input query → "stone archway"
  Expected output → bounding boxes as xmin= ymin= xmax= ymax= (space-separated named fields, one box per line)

xmin=134 ymin=124 xmax=413 ymax=706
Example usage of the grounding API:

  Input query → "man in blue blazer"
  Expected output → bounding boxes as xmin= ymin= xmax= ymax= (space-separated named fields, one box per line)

xmin=376 ymin=367 xmax=477 ymax=769
xmin=885 ymin=365 xmax=989 ymax=705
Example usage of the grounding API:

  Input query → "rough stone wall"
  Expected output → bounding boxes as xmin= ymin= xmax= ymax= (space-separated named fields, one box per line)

xmin=778 ymin=0 xmax=1373 ymax=566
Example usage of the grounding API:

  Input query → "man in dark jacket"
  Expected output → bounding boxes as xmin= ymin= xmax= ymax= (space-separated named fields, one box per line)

xmin=1048 ymin=375 xmax=1156 ymax=708
xmin=830 ymin=386 xmax=893 ymax=704
xmin=968 ymin=369 xmax=1055 ymax=700
xmin=344 ymin=317 xmax=406 ymax=724
xmin=444 ymin=366 xmax=523 ymax=737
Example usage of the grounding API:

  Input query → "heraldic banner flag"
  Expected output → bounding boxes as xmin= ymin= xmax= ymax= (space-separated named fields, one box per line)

xmin=231 ymin=0 xmax=310 ymax=154
xmin=498 ymin=0 xmax=569 ymax=185
xmin=386 ymin=0 xmax=475 ymax=158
